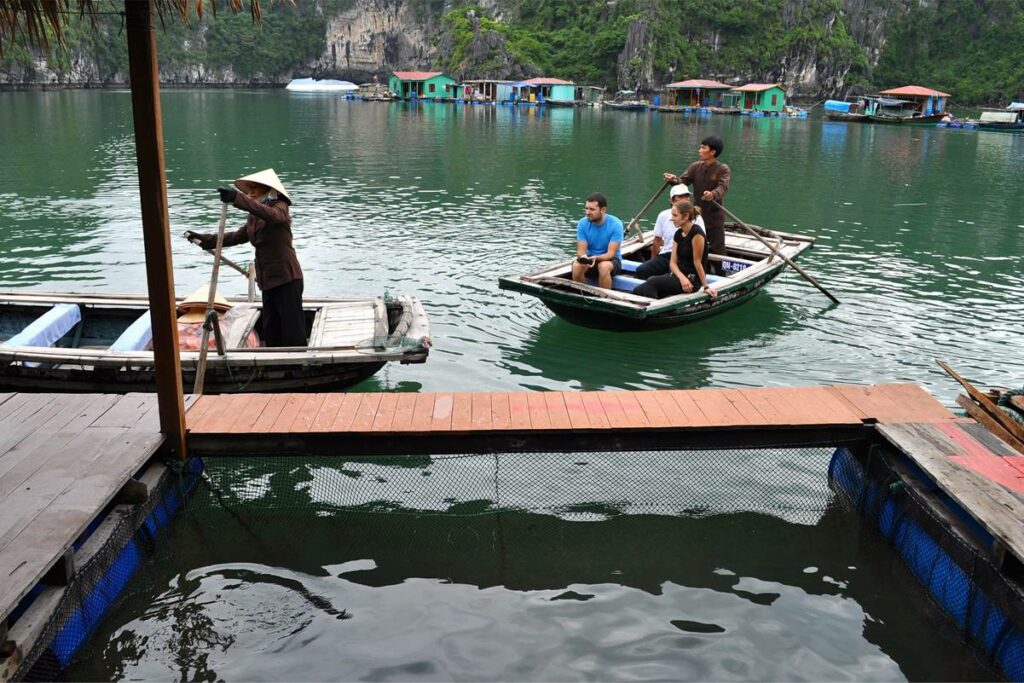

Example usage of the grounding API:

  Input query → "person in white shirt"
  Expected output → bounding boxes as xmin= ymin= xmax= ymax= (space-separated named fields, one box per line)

xmin=634 ymin=184 xmax=706 ymax=280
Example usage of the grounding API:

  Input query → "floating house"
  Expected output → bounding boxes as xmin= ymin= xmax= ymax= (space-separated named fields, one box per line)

xmin=458 ymin=79 xmax=509 ymax=102
xmin=731 ymin=83 xmax=787 ymax=112
xmin=388 ymin=71 xmax=457 ymax=100
xmin=663 ymin=79 xmax=732 ymax=107
xmin=523 ymin=77 xmax=576 ymax=104
xmin=877 ymin=85 xmax=950 ymax=117
xmin=576 ymin=85 xmax=605 ymax=106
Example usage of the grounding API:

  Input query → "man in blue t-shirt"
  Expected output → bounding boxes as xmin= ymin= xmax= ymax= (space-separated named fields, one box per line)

xmin=572 ymin=192 xmax=624 ymax=290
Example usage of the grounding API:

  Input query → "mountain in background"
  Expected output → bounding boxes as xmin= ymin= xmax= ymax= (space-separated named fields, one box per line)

xmin=2 ymin=0 xmax=1022 ymax=105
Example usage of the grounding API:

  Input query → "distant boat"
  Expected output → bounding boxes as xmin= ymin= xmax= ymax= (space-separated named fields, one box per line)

xmin=977 ymin=104 xmax=1024 ymax=133
xmin=286 ymin=78 xmax=359 ymax=93
xmin=605 ymin=90 xmax=649 ymax=111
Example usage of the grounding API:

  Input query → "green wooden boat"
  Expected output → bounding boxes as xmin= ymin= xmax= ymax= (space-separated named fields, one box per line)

xmin=499 ymin=223 xmax=814 ymax=331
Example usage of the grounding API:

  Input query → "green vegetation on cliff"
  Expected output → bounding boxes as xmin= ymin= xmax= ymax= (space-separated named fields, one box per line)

xmin=874 ymin=0 xmax=1024 ymax=104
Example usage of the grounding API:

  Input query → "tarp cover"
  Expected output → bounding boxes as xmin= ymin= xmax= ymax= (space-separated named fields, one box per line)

xmin=980 ymin=111 xmax=1019 ymax=123
xmin=824 ymin=100 xmax=853 ymax=113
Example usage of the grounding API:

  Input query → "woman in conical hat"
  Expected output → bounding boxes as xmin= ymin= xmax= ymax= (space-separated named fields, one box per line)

xmin=184 ymin=169 xmax=305 ymax=347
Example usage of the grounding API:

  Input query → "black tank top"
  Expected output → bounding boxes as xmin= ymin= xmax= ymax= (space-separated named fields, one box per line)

xmin=673 ymin=225 xmax=710 ymax=278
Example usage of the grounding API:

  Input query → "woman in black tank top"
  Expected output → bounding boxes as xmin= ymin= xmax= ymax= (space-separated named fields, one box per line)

xmin=633 ymin=201 xmax=718 ymax=300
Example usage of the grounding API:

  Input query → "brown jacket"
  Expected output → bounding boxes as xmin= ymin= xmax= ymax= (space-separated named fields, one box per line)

xmin=215 ymin=193 xmax=303 ymax=291
xmin=680 ymin=159 xmax=731 ymax=218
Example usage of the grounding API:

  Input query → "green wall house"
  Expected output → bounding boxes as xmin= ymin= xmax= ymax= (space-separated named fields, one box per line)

xmin=731 ymin=83 xmax=786 ymax=112
xmin=388 ymin=71 xmax=457 ymax=100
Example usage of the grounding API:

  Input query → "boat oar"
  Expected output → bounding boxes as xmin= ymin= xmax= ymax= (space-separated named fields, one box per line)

xmin=193 ymin=203 xmax=228 ymax=395
xmin=625 ymin=181 xmax=671 ymax=240
xmin=711 ymin=200 xmax=840 ymax=305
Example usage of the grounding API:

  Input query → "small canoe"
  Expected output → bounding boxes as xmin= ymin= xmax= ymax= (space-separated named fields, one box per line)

xmin=0 ymin=292 xmax=430 ymax=393
xmin=867 ymin=112 xmax=948 ymax=125
xmin=498 ymin=225 xmax=814 ymax=331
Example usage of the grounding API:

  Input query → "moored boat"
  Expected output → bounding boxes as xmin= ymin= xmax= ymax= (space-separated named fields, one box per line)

xmin=977 ymin=104 xmax=1024 ymax=132
xmin=498 ymin=224 xmax=813 ymax=331
xmin=0 ymin=291 xmax=430 ymax=393
xmin=285 ymin=78 xmax=358 ymax=93
xmin=605 ymin=90 xmax=649 ymax=111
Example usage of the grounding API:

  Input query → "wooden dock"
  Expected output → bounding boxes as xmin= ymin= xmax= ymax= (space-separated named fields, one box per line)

xmin=0 ymin=393 xmax=165 ymax=636
xmin=185 ymin=383 xmax=959 ymax=454
xmin=5 ymin=381 xmax=1024 ymax=679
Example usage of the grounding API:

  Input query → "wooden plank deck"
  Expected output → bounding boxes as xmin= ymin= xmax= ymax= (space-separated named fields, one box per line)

xmin=0 ymin=393 xmax=165 ymax=625
xmin=185 ymin=383 xmax=959 ymax=454
xmin=878 ymin=422 xmax=1024 ymax=568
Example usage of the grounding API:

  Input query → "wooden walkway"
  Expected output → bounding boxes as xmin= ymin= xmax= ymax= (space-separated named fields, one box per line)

xmin=0 ymin=392 xmax=164 ymax=626
xmin=186 ymin=383 xmax=959 ymax=453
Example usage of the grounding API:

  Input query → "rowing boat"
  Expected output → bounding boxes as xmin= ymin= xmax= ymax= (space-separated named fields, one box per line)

xmin=498 ymin=224 xmax=814 ymax=331
xmin=0 ymin=291 xmax=430 ymax=393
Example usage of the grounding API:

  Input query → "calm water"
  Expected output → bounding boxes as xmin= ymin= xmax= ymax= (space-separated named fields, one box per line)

xmin=1 ymin=90 xmax=1022 ymax=400
xmin=3 ymin=91 xmax=1022 ymax=680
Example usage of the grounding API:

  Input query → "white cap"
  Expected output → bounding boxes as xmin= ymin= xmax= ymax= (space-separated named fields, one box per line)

xmin=669 ymin=184 xmax=692 ymax=198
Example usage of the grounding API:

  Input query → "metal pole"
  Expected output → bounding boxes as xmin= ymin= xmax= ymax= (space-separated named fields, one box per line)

xmin=124 ymin=0 xmax=187 ymax=459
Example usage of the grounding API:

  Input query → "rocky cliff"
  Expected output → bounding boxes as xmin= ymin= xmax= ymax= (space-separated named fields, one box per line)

xmin=0 ymin=0 xmax=1017 ymax=104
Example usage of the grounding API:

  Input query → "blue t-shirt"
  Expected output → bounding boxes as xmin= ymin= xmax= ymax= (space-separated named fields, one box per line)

xmin=576 ymin=214 xmax=624 ymax=261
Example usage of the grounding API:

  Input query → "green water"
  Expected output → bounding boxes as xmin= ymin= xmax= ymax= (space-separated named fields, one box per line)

xmin=3 ymin=91 xmax=1022 ymax=680
xmin=1 ymin=90 xmax=1022 ymax=400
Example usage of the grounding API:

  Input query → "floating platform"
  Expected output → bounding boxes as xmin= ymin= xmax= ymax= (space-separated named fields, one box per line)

xmin=5 ymin=382 xmax=1024 ymax=680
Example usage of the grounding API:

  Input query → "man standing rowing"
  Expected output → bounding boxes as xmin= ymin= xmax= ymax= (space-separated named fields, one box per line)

xmin=663 ymin=135 xmax=730 ymax=272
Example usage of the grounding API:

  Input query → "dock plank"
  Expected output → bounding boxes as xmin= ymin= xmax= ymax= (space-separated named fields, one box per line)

xmin=526 ymin=393 xmax=552 ymax=429
xmin=562 ymin=392 xmax=591 ymax=429
xmin=391 ymin=393 xmax=418 ymax=432
xmin=230 ymin=394 xmax=273 ymax=433
xmin=544 ymin=393 xmax=572 ymax=430
xmin=350 ymin=393 xmax=383 ymax=431
xmin=431 ymin=393 xmax=454 ymax=431
xmin=329 ymin=393 xmax=363 ymax=432
xmin=410 ymin=393 xmax=436 ymax=431
xmin=489 ymin=393 xmax=512 ymax=430
xmin=632 ymin=391 xmax=671 ymax=428
xmin=507 ymin=393 xmax=531 ymax=430
xmin=667 ymin=391 xmax=709 ymax=427
xmin=597 ymin=392 xmax=630 ymax=428
xmin=450 ymin=393 xmax=474 ymax=431
xmin=692 ymin=389 xmax=747 ymax=426
xmin=471 ymin=393 xmax=493 ymax=431
xmin=371 ymin=393 xmax=401 ymax=432
xmin=249 ymin=394 xmax=289 ymax=433
xmin=879 ymin=422 xmax=1024 ymax=567
xmin=579 ymin=392 xmax=609 ymax=429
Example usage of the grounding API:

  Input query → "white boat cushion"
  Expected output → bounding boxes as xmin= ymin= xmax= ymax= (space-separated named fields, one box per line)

xmin=108 ymin=311 xmax=153 ymax=352
xmin=3 ymin=303 xmax=81 ymax=348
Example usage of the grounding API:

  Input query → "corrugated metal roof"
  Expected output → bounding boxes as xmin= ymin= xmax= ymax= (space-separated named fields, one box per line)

xmin=879 ymin=85 xmax=951 ymax=98
xmin=523 ymin=77 xmax=573 ymax=85
xmin=392 ymin=71 xmax=446 ymax=81
xmin=732 ymin=83 xmax=785 ymax=92
xmin=665 ymin=79 xmax=732 ymax=89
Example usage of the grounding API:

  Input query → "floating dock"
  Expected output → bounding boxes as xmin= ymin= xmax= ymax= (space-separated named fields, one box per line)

xmin=3 ymin=383 xmax=1024 ymax=680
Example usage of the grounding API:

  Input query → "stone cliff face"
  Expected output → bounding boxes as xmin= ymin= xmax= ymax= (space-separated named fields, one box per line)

xmin=0 ymin=0 xmax=909 ymax=97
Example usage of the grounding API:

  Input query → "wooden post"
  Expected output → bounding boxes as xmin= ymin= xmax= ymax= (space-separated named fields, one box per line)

xmin=124 ymin=0 xmax=187 ymax=460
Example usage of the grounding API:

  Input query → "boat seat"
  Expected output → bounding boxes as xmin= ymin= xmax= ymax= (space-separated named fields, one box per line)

xmin=108 ymin=311 xmax=152 ymax=352
xmin=3 ymin=303 xmax=81 ymax=348
xmin=621 ymin=259 xmax=642 ymax=273
xmin=585 ymin=275 xmax=647 ymax=292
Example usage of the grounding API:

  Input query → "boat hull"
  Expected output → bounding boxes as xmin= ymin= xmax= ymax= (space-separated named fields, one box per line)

xmin=0 ymin=293 xmax=430 ymax=394
xmin=868 ymin=113 xmax=948 ymax=125
xmin=538 ymin=267 xmax=781 ymax=331
xmin=825 ymin=112 xmax=867 ymax=122
xmin=499 ymin=226 xmax=812 ymax=332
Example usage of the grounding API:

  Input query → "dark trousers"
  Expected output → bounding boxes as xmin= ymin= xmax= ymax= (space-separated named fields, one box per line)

xmin=635 ymin=252 xmax=672 ymax=280
xmin=261 ymin=279 xmax=305 ymax=347
xmin=705 ymin=212 xmax=726 ymax=275
xmin=633 ymin=272 xmax=699 ymax=299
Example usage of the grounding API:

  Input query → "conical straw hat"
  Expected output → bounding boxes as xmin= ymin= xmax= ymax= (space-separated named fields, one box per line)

xmin=177 ymin=284 xmax=231 ymax=323
xmin=234 ymin=168 xmax=291 ymax=204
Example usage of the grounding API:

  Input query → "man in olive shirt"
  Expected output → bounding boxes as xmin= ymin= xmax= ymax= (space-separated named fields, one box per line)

xmin=663 ymin=135 xmax=730 ymax=273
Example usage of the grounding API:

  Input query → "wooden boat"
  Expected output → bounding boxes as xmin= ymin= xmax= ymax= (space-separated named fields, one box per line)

xmin=605 ymin=90 xmax=649 ymax=111
xmin=867 ymin=112 xmax=948 ymax=125
xmin=499 ymin=225 xmax=813 ymax=331
xmin=0 ymin=291 xmax=430 ymax=393
xmin=977 ymin=108 xmax=1024 ymax=132
xmin=825 ymin=111 xmax=867 ymax=122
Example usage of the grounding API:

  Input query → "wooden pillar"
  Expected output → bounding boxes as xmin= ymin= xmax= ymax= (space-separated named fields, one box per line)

xmin=124 ymin=0 xmax=187 ymax=459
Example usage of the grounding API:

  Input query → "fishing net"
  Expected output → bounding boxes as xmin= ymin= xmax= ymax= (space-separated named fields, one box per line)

xmin=7 ymin=443 xmax=1019 ymax=681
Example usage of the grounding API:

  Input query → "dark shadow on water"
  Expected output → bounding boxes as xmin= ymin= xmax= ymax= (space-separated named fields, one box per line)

xmin=497 ymin=292 xmax=790 ymax=390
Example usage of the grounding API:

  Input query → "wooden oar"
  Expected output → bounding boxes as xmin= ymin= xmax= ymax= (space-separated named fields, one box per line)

xmin=625 ymin=181 xmax=671 ymax=240
xmin=711 ymin=200 xmax=840 ymax=305
xmin=193 ymin=203 xmax=229 ymax=395
xmin=937 ymin=359 xmax=1024 ymax=447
